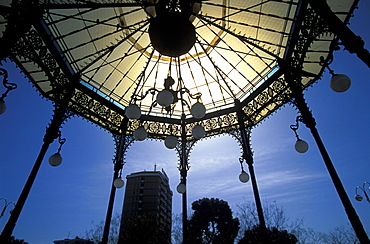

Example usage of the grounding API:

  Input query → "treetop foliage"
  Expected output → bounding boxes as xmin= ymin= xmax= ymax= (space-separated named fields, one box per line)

xmin=187 ymin=197 xmax=240 ymax=244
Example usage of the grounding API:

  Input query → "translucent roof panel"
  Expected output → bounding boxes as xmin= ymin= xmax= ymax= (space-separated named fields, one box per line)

xmin=42 ymin=0 xmax=298 ymax=118
xmin=4 ymin=0 xmax=357 ymax=134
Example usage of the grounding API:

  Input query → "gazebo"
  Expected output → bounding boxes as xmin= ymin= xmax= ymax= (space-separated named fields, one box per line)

xmin=0 ymin=0 xmax=369 ymax=243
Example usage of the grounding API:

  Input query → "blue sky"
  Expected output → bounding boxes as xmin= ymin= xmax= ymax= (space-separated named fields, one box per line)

xmin=1 ymin=1 xmax=370 ymax=243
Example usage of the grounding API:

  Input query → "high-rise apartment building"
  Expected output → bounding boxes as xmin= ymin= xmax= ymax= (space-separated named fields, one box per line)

xmin=119 ymin=169 xmax=173 ymax=244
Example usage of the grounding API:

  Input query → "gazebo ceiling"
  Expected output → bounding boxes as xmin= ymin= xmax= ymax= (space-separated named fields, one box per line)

xmin=0 ymin=0 xmax=357 ymax=138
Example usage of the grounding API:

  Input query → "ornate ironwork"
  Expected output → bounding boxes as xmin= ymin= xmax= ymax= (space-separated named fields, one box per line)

xmin=290 ymin=116 xmax=304 ymax=141
xmin=0 ymin=68 xmax=17 ymax=101
xmin=4 ymin=1 xmax=351 ymax=140
xmin=12 ymin=28 xmax=69 ymax=100
xmin=70 ymin=90 xmax=125 ymax=134
xmin=112 ymin=133 xmax=135 ymax=167
xmin=175 ymin=139 xmax=197 ymax=173
xmin=227 ymin=128 xmax=251 ymax=158
xmin=287 ymin=7 xmax=331 ymax=89
xmin=242 ymin=77 xmax=291 ymax=127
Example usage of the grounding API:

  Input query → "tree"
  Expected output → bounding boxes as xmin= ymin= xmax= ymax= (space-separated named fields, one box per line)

xmin=172 ymin=213 xmax=183 ymax=244
xmin=83 ymin=213 xmax=121 ymax=244
xmin=119 ymin=212 xmax=159 ymax=244
xmin=187 ymin=198 xmax=239 ymax=244
xmin=321 ymin=225 xmax=359 ymax=244
xmin=3 ymin=236 xmax=28 ymax=244
xmin=235 ymin=200 xmax=303 ymax=242
xmin=235 ymin=200 xmax=361 ymax=244
xmin=238 ymin=225 xmax=298 ymax=244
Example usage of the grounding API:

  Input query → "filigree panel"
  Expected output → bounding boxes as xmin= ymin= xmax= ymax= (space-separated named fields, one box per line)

xmin=8 ymin=3 xmax=342 ymax=140
xmin=288 ymin=7 xmax=331 ymax=88
xmin=70 ymin=90 xmax=125 ymax=133
xmin=242 ymin=77 xmax=291 ymax=127
xmin=12 ymin=28 xmax=69 ymax=101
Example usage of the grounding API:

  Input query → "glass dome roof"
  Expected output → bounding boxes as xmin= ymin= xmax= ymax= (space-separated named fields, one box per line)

xmin=2 ymin=0 xmax=357 ymax=138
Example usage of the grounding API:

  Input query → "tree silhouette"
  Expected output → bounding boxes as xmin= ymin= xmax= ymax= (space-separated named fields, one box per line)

xmin=83 ymin=214 xmax=121 ymax=244
xmin=119 ymin=212 xmax=159 ymax=244
xmin=238 ymin=225 xmax=298 ymax=244
xmin=5 ymin=236 xmax=28 ymax=244
xmin=187 ymin=198 xmax=239 ymax=244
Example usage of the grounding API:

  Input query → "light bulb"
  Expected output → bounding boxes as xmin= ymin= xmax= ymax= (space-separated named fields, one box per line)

xmin=49 ymin=153 xmax=62 ymax=167
xmin=190 ymin=102 xmax=206 ymax=119
xmin=156 ymin=90 xmax=174 ymax=107
xmin=0 ymin=99 xmax=6 ymax=115
xmin=114 ymin=178 xmax=124 ymax=188
xmin=164 ymin=136 xmax=177 ymax=149
xmin=192 ymin=125 xmax=205 ymax=139
xmin=134 ymin=127 xmax=147 ymax=141
xmin=355 ymin=194 xmax=363 ymax=202
xmin=239 ymin=171 xmax=250 ymax=183
xmin=125 ymin=104 xmax=141 ymax=119
xmin=177 ymin=183 xmax=186 ymax=194
xmin=330 ymin=74 xmax=351 ymax=93
xmin=295 ymin=139 xmax=308 ymax=153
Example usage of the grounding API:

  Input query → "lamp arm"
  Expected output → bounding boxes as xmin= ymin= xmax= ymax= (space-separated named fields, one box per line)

xmin=0 ymin=68 xmax=17 ymax=100
xmin=178 ymin=87 xmax=202 ymax=101
xmin=239 ymin=157 xmax=245 ymax=172
xmin=290 ymin=116 xmax=303 ymax=140
xmin=0 ymin=207 xmax=6 ymax=218
xmin=132 ymin=87 xmax=159 ymax=101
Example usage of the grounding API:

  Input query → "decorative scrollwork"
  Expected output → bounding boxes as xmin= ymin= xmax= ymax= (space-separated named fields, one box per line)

xmin=12 ymin=28 xmax=69 ymax=100
xmin=288 ymin=7 xmax=331 ymax=88
xmin=227 ymin=127 xmax=253 ymax=159
xmin=6 ymin=2 xmax=337 ymax=142
xmin=175 ymin=139 xmax=197 ymax=173
xmin=240 ymin=77 xmax=290 ymax=126
xmin=71 ymin=89 xmax=124 ymax=133
xmin=113 ymin=133 xmax=135 ymax=167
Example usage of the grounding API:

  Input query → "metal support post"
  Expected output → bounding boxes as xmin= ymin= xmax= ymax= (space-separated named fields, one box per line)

xmin=235 ymin=100 xmax=267 ymax=233
xmin=295 ymin=93 xmax=370 ymax=244
xmin=181 ymin=166 xmax=188 ymax=244
xmin=180 ymin=113 xmax=189 ymax=244
xmin=288 ymin=78 xmax=369 ymax=244
xmin=174 ymin=114 xmax=197 ymax=244
xmin=102 ymin=119 xmax=130 ymax=244
xmin=0 ymin=84 xmax=75 ymax=241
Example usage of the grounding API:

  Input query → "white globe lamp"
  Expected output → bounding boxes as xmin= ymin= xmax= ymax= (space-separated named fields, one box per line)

xmin=295 ymin=139 xmax=309 ymax=153
xmin=114 ymin=178 xmax=125 ymax=188
xmin=192 ymin=125 xmax=205 ymax=139
xmin=125 ymin=104 xmax=141 ymax=119
xmin=177 ymin=183 xmax=186 ymax=194
xmin=330 ymin=74 xmax=351 ymax=93
xmin=190 ymin=102 xmax=206 ymax=119
xmin=0 ymin=99 xmax=6 ymax=115
xmin=49 ymin=153 xmax=62 ymax=167
xmin=355 ymin=194 xmax=363 ymax=202
xmin=156 ymin=90 xmax=174 ymax=107
xmin=134 ymin=127 xmax=147 ymax=141
xmin=165 ymin=136 xmax=177 ymax=149
xmin=239 ymin=171 xmax=250 ymax=183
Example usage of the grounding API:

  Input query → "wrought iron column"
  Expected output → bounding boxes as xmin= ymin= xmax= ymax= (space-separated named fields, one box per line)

xmin=180 ymin=160 xmax=188 ymax=244
xmin=0 ymin=83 xmax=75 ymax=241
xmin=180 ymin=113 xmax=189 ymax=244
xmin=235 ymin=99 xmax=267 ymax=232
xmin=176 ymin=113 xmax=193 ymax=244
xmin=101 ymin=118 xmax=132 ymax=244
xmin=288 ymin=77 xmax=370 ymax=243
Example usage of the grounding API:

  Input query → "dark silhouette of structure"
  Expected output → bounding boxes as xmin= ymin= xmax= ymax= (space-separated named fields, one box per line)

xmin=119 ymin=169 xmax=172 ymax=244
